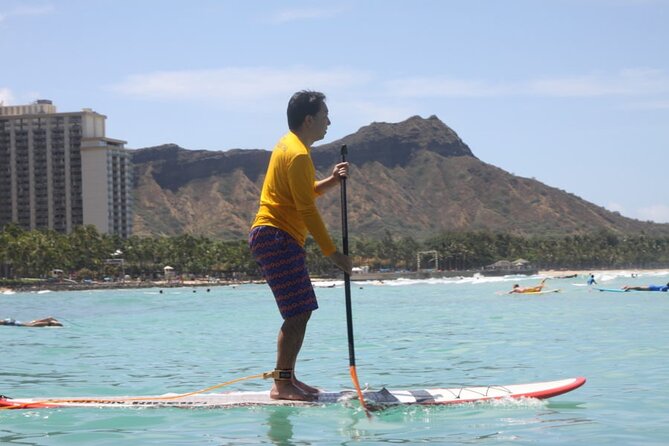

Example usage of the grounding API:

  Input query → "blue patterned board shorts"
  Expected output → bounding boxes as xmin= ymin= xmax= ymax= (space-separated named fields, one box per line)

xmin=248 ymin=226 xmax=318 ymax=319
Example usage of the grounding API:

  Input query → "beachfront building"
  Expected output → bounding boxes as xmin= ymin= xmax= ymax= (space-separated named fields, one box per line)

xmin=0 ymin=100 xmax=133 ymax=237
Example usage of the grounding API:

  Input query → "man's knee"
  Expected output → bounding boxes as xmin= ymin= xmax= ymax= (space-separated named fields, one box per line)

xmin=291 ymin=310 xmax=311 ymax=324
xmin=282 ymin=311 xmax=311 ymax=330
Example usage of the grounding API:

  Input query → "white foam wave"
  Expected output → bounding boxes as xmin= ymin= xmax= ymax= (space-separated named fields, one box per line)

xmin=343 ymin=270 xmax=669 ymax=288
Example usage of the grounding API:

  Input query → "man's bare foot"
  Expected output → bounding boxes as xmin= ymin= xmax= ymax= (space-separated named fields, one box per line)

xmin=293 ymin=377 xmax=320 ymax=395
xmin=270 ymin=381 xmax=316 ymax=401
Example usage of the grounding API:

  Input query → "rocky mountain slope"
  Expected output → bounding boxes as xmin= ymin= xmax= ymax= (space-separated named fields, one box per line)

xmin=130 ymin=115 xmax=669 ymax=239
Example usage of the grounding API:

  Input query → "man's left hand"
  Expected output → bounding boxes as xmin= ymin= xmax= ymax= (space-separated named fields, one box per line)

xmin=332 ymin=162 xmax=349 ymax=181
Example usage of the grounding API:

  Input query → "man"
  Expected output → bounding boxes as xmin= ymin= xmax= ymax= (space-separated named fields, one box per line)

xmin=622 ymin=282 xmax=669 ymax=292
xmin=249 ymin=91 xmax=352 ymax=401
xmin=1 ymin=316 xmax=63 ymax=327
xmin=509 ymin=278 xmax=548 ymax=294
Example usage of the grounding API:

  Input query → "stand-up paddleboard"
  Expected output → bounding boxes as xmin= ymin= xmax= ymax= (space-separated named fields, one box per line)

xmin=0 ymin=377 xmax=585 ymax=410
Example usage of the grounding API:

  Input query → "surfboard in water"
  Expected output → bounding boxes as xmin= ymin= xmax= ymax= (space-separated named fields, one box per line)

xmin=594 ymin=287 xmax=630 ymax=293
xmin=0 ymin=377 xmax=586 ymax=410
xmin=509 ymin=288 xmax=561 ymax=295
xmin=496 ymin=288 xmax=562 ymax=296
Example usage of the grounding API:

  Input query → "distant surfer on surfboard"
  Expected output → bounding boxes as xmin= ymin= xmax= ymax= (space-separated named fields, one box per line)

xmin=622 ymin=282 xmax=669 ymax=292
xmin=249 ymin=90 xmax=352 ymax=402
xmin=509 ymin=278 xmax=548 ymax=294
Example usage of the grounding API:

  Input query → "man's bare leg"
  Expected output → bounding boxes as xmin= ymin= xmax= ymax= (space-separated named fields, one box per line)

xmin=288 ymin=323 xmax=320 ymax=395
xmin=271 ymin=311 xmax=316 ymax=401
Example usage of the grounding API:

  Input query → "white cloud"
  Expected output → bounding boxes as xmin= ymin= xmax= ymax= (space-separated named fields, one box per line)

xmin=0 ymin=88 xmax=15 ymax=105
xmin=626 ymin=99 xmax=669 ymax=110
xmin=268 ymin=6 xmax=346 ymax=24
xmin=386 ymin=78 xmax=519 ymax=98
xmin=385 ymin=68 xmax=669 ymax=99
xmin=111 ymin=66 xmax=669 ymax=117
xmin=636 ymin=204 xmax=669 ymax=223
xmin=111 ymin=67 xmax=371 ymax=105
xmin=529 ymin=75 xmax=625 ymax=97
xmin=606 ymin=202 xmax=626 ymax=214
xmin=0 ymin=4 xmax=54 ymax=23
xmin=530 ymin=68 xmax=669 ymax=97
xmin=337 ymin=100 xmax=417 ymax=125
xmin=606 ymin=202 xmax=669 ymax=223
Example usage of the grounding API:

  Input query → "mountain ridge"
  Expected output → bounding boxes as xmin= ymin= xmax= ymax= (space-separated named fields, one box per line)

xmin=130 ymin=116 xmax=669 ymax=239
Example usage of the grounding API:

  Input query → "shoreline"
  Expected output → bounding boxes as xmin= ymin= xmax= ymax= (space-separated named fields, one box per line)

xmin=0 ymin=279 xmax=257 ymax=294
xmin=2 ymin=268 xmax=668 ymax=294
xmin=539 ymin=268 xmax=669 ymax=278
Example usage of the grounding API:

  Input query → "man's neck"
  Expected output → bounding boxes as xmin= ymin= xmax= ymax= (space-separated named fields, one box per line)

xmin=292 ymin=129 xmax=314 ymax=149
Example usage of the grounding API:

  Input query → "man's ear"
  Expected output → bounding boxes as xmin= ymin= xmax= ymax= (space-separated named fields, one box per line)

xmin=303 ymin=114 xmax=314 ymax=128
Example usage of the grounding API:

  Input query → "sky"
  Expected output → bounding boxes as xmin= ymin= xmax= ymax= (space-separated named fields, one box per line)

xmin=1 ymin=0 xmax=668 ymax=223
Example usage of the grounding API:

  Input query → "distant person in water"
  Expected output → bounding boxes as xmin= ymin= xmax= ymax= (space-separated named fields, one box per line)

xmin=510 ymin=278 xmax=548 ymax=294
xmin=1 ymin=317 xmax=63 ymax=327
xmin=622 ymin=282 xmax=669 ymax=292
xmin=587 ymin=274 xmax=597 ymax=286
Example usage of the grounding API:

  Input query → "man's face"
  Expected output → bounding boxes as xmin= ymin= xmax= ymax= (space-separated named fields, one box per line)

xmin=310 ymin=103 xmax=330 ymax=142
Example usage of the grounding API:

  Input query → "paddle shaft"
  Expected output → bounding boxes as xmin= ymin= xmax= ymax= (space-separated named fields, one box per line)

xmin=339 ymin=145 xmax=356 ymax=364
xmin=339 ymin=145 xmax=369 ymax=414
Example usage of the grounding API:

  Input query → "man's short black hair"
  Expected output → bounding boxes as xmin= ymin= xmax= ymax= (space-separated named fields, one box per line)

xmin=287 ymin=90 xmax=326 ymax=131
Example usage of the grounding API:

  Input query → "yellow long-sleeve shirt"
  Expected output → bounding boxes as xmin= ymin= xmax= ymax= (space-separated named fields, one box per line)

xmin=251 ymin=132 xmax=337 ymax=256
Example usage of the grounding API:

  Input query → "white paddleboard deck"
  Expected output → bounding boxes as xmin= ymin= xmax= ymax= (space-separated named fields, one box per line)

xmin=0 ymin=377 xmax=585 ymax=409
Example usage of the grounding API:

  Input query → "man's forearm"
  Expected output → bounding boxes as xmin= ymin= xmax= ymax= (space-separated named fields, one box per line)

xmin=314 ymin=175 xmax=339 ymax=195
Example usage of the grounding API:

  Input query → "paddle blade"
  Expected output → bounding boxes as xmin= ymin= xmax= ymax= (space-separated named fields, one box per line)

xmin=349 ymin=365 xmax=372 ymax=417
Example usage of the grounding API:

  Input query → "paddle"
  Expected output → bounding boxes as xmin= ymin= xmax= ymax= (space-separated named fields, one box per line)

xmin=339 ymin=144 xmax=370 ymax=415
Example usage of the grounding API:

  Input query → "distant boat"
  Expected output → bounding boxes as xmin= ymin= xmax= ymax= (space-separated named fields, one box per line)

xmin=313 ymin=281 xmax=338 ymax=288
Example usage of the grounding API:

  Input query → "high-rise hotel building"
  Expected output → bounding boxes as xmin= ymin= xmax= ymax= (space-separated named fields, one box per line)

xmin=0 ymin=100 xmax=133 ymax=237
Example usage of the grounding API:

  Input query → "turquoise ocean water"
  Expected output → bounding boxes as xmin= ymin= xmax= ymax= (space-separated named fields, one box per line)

xmin=2 ymin=270 xmax=669 ymax=445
